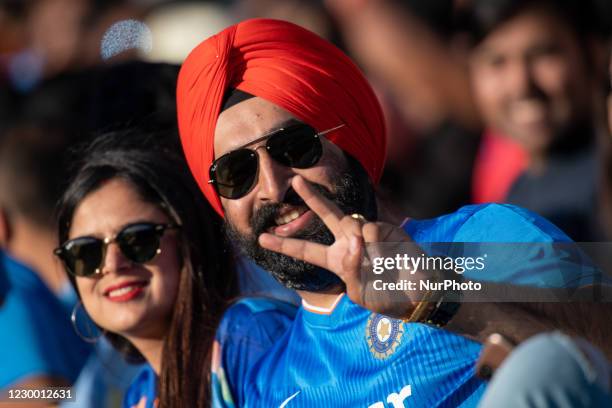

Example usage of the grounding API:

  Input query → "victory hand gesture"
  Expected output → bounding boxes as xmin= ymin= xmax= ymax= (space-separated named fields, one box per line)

xmin=259 ymin=176 xmax=423 ymax=318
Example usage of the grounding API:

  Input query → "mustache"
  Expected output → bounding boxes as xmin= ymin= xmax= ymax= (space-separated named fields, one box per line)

xmin=250 ymin=183 xmax=334 ymax=236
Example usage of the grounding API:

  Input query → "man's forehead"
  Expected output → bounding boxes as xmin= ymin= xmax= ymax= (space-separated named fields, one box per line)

xmin=214 ymin=96 xmax=301 ymax=155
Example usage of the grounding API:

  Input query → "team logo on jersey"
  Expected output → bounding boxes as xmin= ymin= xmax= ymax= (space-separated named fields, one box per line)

xmin=366 ymin=313 xmax=405 ymax=359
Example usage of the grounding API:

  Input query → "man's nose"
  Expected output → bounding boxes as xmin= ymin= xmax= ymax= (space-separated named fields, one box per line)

xmin=100 ymin=242 xmax=132 ymax=275
xmin=254 ymin=148 xmax=293 ymax=204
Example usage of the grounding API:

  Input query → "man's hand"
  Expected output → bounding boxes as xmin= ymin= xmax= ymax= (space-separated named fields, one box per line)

xmin=259 ymin=176 xmax=419 ymax=318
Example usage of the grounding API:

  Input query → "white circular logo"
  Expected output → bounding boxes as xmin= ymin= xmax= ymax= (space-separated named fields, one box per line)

xmin=376 ymin=317 xmax=392 ymax=342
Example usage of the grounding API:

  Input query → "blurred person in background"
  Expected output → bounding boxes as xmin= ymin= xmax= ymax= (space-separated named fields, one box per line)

xmin=478 ymin=331 xmax=611 ymax=407
xmin=0 ymin=126 xmax=75 ymax=300
xmin=463 ymin=0 xmax=610 ymax=241
xmin=1 ymin=0 xmax=145 ymax=91
xmin=483 ymin=70 xmax=612 ymax=405
xmin=0 ymin=249 xmax=88 ymax=404
xmin=0 ymin=125 xmax=92 ymax=399
xmin=327 ymin=0 xmax=610 ymax=241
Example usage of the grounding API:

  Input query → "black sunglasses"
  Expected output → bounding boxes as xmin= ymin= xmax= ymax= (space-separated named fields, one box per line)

xmin=54 ymin=222 xmax=180 ymax=277
xmin=209 ymin=123 xmax=345 ymax=199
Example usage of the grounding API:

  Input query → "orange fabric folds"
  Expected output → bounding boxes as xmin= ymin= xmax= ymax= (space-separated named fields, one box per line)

xmin=177 ymin=18 xmax=386 ymax=216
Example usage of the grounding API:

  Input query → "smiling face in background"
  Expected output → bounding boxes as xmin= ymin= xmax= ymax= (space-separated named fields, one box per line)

xmin=69 ymin=178 xmax=181 ymax=339
xmin=469 ymin=6 xmax=592 ymax=157
xmin=214 ymin=96 xmax=371 ymax=291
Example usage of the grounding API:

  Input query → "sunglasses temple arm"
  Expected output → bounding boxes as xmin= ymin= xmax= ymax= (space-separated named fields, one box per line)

xmin=317 ymin=123 xmax=345 ymax=136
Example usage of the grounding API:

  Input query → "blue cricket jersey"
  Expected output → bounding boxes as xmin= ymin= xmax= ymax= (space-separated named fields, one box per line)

xmin=213 ymin=298 xmax=297 ymax=407
xmin=124 ymin=297 xmax=296 ymax=408
xmin=216 ymin=204 xmax=601 ymax=407
xmin=0 ymin=251 xmax=92 ymax=389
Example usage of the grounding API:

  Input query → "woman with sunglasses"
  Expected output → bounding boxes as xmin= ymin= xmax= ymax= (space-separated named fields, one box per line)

xmin=54 ymin=128 xmax=239 ymax=408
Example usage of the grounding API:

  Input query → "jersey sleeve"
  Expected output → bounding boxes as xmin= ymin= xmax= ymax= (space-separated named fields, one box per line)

xmin=405 ymin=204 xmax=600 ymax=288
xmin=212 ymin=298 xmax=296 ymax=408
xmin=452 ymin=203 xmax=570 ymax=243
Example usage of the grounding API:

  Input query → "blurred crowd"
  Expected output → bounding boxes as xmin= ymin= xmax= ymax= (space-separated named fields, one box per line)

xmin=1 ymin=0 xmax=612 ymax=406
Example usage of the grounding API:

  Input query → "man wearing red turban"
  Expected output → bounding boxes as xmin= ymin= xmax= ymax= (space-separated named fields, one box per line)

xmin=178 ymin=18 xmax=386 ymax=217
xmin=178 ymin=18 xmax=608 ymax=408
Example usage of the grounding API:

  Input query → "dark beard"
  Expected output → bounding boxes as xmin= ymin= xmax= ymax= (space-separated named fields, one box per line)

xmin=224 ymin=159 xmax=376 ymax=291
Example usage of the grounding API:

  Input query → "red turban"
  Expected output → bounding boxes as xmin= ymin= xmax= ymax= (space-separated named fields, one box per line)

xmin=177 ymin=18 xmax=386 ymax=216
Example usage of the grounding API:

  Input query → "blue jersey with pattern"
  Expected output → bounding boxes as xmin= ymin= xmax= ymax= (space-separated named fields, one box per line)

xmin=217 ymin=204 xmax=601 ymax=407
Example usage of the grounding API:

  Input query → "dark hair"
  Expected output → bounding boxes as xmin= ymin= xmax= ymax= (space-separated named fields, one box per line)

xmin=0 ymin=125 xmax=74 ymax=228
xmin=21 ymin=61 xmax=179 ymax=134
xmin=57 ymin=128 xmax=237 ymax=407
xmin=457 ymin=0 xmax=608 ymax=46
xmin=402 ymin=0 xmax=455 ymax=39
xmin=86 ymin=61 xmax=179 ymax=133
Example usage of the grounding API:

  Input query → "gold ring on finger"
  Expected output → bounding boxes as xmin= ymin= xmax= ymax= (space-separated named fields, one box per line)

xmin=350 ymin=213 xmax=367 ymax=223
